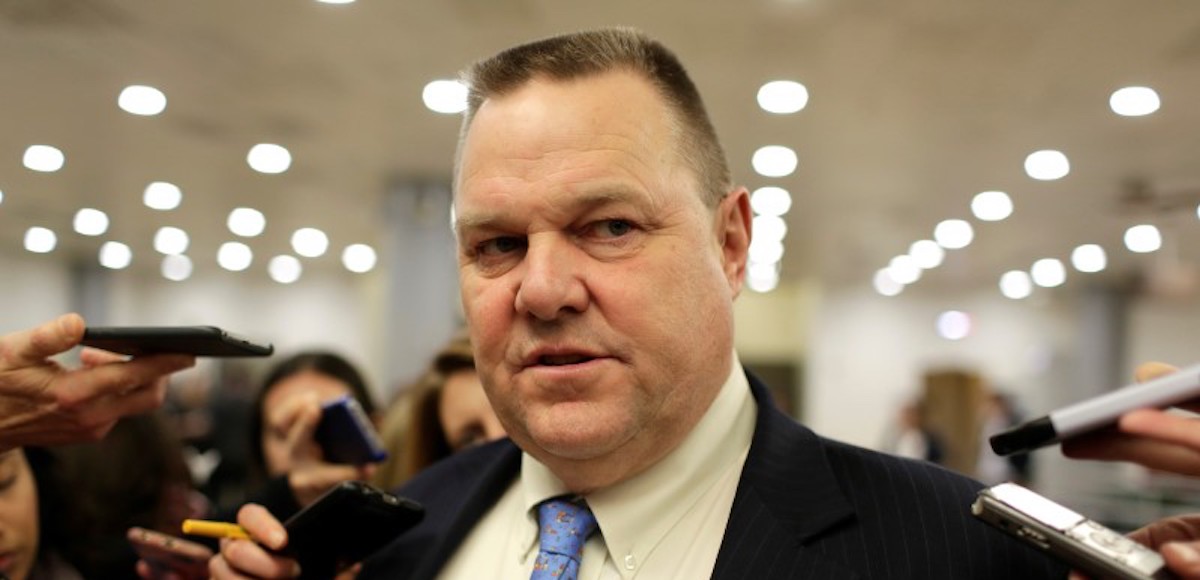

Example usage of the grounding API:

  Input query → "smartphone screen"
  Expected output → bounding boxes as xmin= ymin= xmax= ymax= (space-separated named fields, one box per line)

xmin=281 ymin=481 xmax=424 ymax=579
xmin=82 ymin=326 xmax=274 ymax=357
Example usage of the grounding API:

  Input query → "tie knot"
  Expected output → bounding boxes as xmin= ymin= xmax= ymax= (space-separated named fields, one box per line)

xmin=536 ymin=497 xmax=598 ymax=558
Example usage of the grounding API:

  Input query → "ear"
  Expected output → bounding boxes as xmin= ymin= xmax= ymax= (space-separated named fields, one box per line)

xmin=716 ymin=187 xmax=752 ymax=297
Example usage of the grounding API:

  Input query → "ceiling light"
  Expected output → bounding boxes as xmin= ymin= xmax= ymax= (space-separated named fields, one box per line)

xmin=144 ymin=182 xmax=182 ymax=210
xmin=161 ymin=254 xmax=193 ymax=281
xmin=873 ymin=269 xmax=903 ymax=297
xmin=99 ymin=241 xmax=132 ymax=270
xmin=154 ymin=227 xmax=190 ymax=255
xmin=750 ymin=186 xmax=792 ymax=217
xmin=1124 ymin=224 xmax=1161 ymax=253
xmin=934 ymin=219 xmax=974 ymax=249
xmin=291 ymin=227 xmax=329 ymax=258
xmin=971 ymin=190 xmax=1013 ymax=221
xmin=936 ymin=310 xmax=972 ymax=340
xmin=909 ymin=240 xmax=945 ymax=269
xmin=756 ymin=80 xmax=809 ymax=114
xmin=1031 ymin=258 xmax=1066 ymax=287
xmin=422 ymin=80 xmax=469 ymax=114
xmin=999 ymin=270 xmax=1033 ymax=299
xmin=752 ymin=215 xmax=787 ymax=243
xmin=24 ymin=227 xmax=56 ymax=253
xmin=751 ymin=146 xmax=798 ymax=178
xmin=342 ymin=244 xmax=377 ymax=273
xmin=1109 ymin=86 xmax=1160 ymax=117
xmin=217 ymin=242 xmax=253 ymax=271
xmin=746 ymin=262 xmax=780 ymax=293
xmin=73 ymin=208 xmax=109 ymax=236
xmin=228 ymin=207 xmax=266 ymax=237
xmin=1071 ymin=244 xmax=1107 ymax=273
xmin=269 ymin=255 xmax=303 ymax=284
xmin=748 ymin=238 xmax=784 ymax=263
xmin=0 ymin=189 xmax=5 ymax=204
xmin=23 ymin=145 xmax=64 ymax=172
xmin=247 ymin=143 xmax=292 ymax=174
xmin=887 ymin=255 xmax=921 ymax=284
xmin=118 ymin=85 xmax=167 ymax=116
xmin=1024 ymin=150 xmax=1070 ymax=181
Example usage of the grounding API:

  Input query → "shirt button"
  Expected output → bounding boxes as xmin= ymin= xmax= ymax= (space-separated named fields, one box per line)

xmin=624 ymin=554 xmax=636 ymax=570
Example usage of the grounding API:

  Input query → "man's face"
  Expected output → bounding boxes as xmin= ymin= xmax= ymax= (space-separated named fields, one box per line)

xmin=454 ymin=70 xmax=750 ymax=488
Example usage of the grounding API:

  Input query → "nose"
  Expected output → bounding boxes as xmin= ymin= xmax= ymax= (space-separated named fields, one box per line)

xmin=514 ymin=235 xmax=589 ymax=321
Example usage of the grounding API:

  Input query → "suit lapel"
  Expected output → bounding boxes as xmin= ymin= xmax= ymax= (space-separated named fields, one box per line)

xmin=711 ymin=373 xmax=860 ymax=580
xmin=410 ymin=441 xmax=523 ymax=580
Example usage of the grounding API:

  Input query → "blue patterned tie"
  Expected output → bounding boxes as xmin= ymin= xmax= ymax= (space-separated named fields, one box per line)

xmin=531 ymin=497 xmax=598 ymax=580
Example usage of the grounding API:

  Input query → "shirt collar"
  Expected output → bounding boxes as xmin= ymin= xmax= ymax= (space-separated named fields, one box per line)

xmin=519 ymin=353 xmax=757 ymax=574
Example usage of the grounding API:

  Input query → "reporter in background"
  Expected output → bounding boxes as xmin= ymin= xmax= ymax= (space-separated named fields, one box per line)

xmin=1064 ymin=362 xmax=1200 ymax=579
xmin=0 ymin=313 xmax=194 ymax=451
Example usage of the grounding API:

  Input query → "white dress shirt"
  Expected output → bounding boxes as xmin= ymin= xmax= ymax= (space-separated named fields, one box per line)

xmin=439 ymin=353 xmax=757 ymax=579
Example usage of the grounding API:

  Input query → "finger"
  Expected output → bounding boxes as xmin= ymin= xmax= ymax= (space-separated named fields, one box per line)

xmin=0 ymin=313 xmax=85 ymax=366
xmin=1120 ymin=409 xmax=1200 ymax=447
xmin=209 ymin=552 xmax=265 ymax=580
xmin=1163 ymin=542 xmax=1200 ymax=578
xmin=1063 ymin=433 xmax=1200 ymax=476
xmin=236 ymin=503 xmax=288 ymax=550
xmin=219 ymin=539 xmax=301 ymax=579
xmin=281 ymin=395 xmax=323 ymax=460
xmin=1134 ymin=361 xmax=1179 ymax=384
xmin=55 ymin=354 xmax=194 ymax=409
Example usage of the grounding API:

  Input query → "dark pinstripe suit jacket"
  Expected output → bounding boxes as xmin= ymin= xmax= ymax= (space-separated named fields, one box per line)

xmin=359 ymin=373 xmax=1068 ymax=579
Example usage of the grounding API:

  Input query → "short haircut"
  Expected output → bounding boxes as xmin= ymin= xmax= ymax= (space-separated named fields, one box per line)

xmin=456 ymin=27 xmax=732 ymax=206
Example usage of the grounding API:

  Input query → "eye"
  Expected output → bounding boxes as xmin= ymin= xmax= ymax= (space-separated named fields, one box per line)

xmin=477 ymin=236 xmax=526 ymax=257
xmin=590 ymin=219 xmax=634 ymax=239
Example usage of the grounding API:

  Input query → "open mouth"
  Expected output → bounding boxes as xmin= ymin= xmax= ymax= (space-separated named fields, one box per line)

xmin=538 ymin=354 xmax=596 ymax=366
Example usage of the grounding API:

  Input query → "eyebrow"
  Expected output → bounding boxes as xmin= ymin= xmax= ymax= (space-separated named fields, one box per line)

xmin=454 ymin=188 xmax=645 ymax=233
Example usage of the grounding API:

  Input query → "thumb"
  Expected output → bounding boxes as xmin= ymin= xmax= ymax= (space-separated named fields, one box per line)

xmin=4 ymin=313 xmax=86 ymax=366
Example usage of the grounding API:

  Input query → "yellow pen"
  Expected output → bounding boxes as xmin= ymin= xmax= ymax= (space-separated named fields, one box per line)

xmin=182 ymin=519 xmax=252 ymax=541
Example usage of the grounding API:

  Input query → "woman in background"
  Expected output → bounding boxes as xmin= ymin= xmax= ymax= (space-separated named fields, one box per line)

xmin=373 ymin=332 xmax=505 ymax=490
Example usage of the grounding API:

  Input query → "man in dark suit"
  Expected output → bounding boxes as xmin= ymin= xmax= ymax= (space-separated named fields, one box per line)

xmin=211 ymin=28 xmax=1066 ymax=579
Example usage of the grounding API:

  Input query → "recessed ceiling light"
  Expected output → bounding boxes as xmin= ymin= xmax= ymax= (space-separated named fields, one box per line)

xmin=228 ymin=207 xmax=266 ymax=237
xmin=971 ymin=191 xmax=1013 ymax=221
xmin=1071 ymin=244 xmax=1107 ymax=272
xmin=291 ymin=227 xmax=329 ymax=258
xmin=73 ymin=208 xmax=109 ymax=236
xmin=342 ymin=244 xmax=377 ymax=273
xmin=269 ymin=255 xmax=303 ymax=284
xmin=24 ymin=227 xmax=56 ymax=253
xmin=144 ymin=182 xmax=183 ymax=210
xmin=422 ymin=80 xmax=468 ymax=114
xmin=162 ymin=254 xmax=193 ymax=281
xmin=23 ymin=145 xmax=64 ymax=172
xmin=756 ymin=80 xmax=809 ymax=114
xmin=751 ymin=145 xmax=798 ymax=178
xmin=1124 ymin=224 xmax=1161 ymax=253
xmin=118 ymin=85 xmax=167 ymax=116
xmin=1024 ymin=150 xmax=1070 ymax=181
xmin=999 ymin=270 xmax=1033 ymax=299
xmin=154 ymin=227 xmax=190 ymax=255
xmin=99 ymin=241 xmax=133 ymax=270
xmin=750 ymin=186 xmax=792 ymax=217
xmin=1031 ymin=258 xmax=1066 ymax=287
xmin=247 ymin=143 xmax=292 ymax=174
xmin=1109 ymin=86 xmax=1160 ymax=117
xmin=218 ymin=242 xmax=253 ymax=271
xmin=934 ymin=219 xmax=974 ymax=249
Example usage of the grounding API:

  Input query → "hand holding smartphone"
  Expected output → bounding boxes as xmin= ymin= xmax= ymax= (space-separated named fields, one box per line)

xmin=82 ymin=326 xmax=274 ymax=357
xmin=280 ymin=480 xmax=424 ymax=579
xmin=990 ymin=363 xmax=1200 ymax=456
xmin=972 ymin=483 xmax=1174 ymax=580
xmin=127 ymin=526 xmax=214 ymax=580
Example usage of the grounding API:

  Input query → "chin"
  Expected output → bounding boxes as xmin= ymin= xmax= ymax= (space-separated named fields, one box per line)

xmin=527 ymin=419 xmax=631 ymax=461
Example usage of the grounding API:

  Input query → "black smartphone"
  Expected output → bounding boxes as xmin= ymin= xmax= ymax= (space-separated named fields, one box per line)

xmin=281 ymin=480 xmax=424 ymax=579
xmin=314 ymin=395 xmax=389 ymax=465
xmin=81 ymin=326 xmax=274 ymax=357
